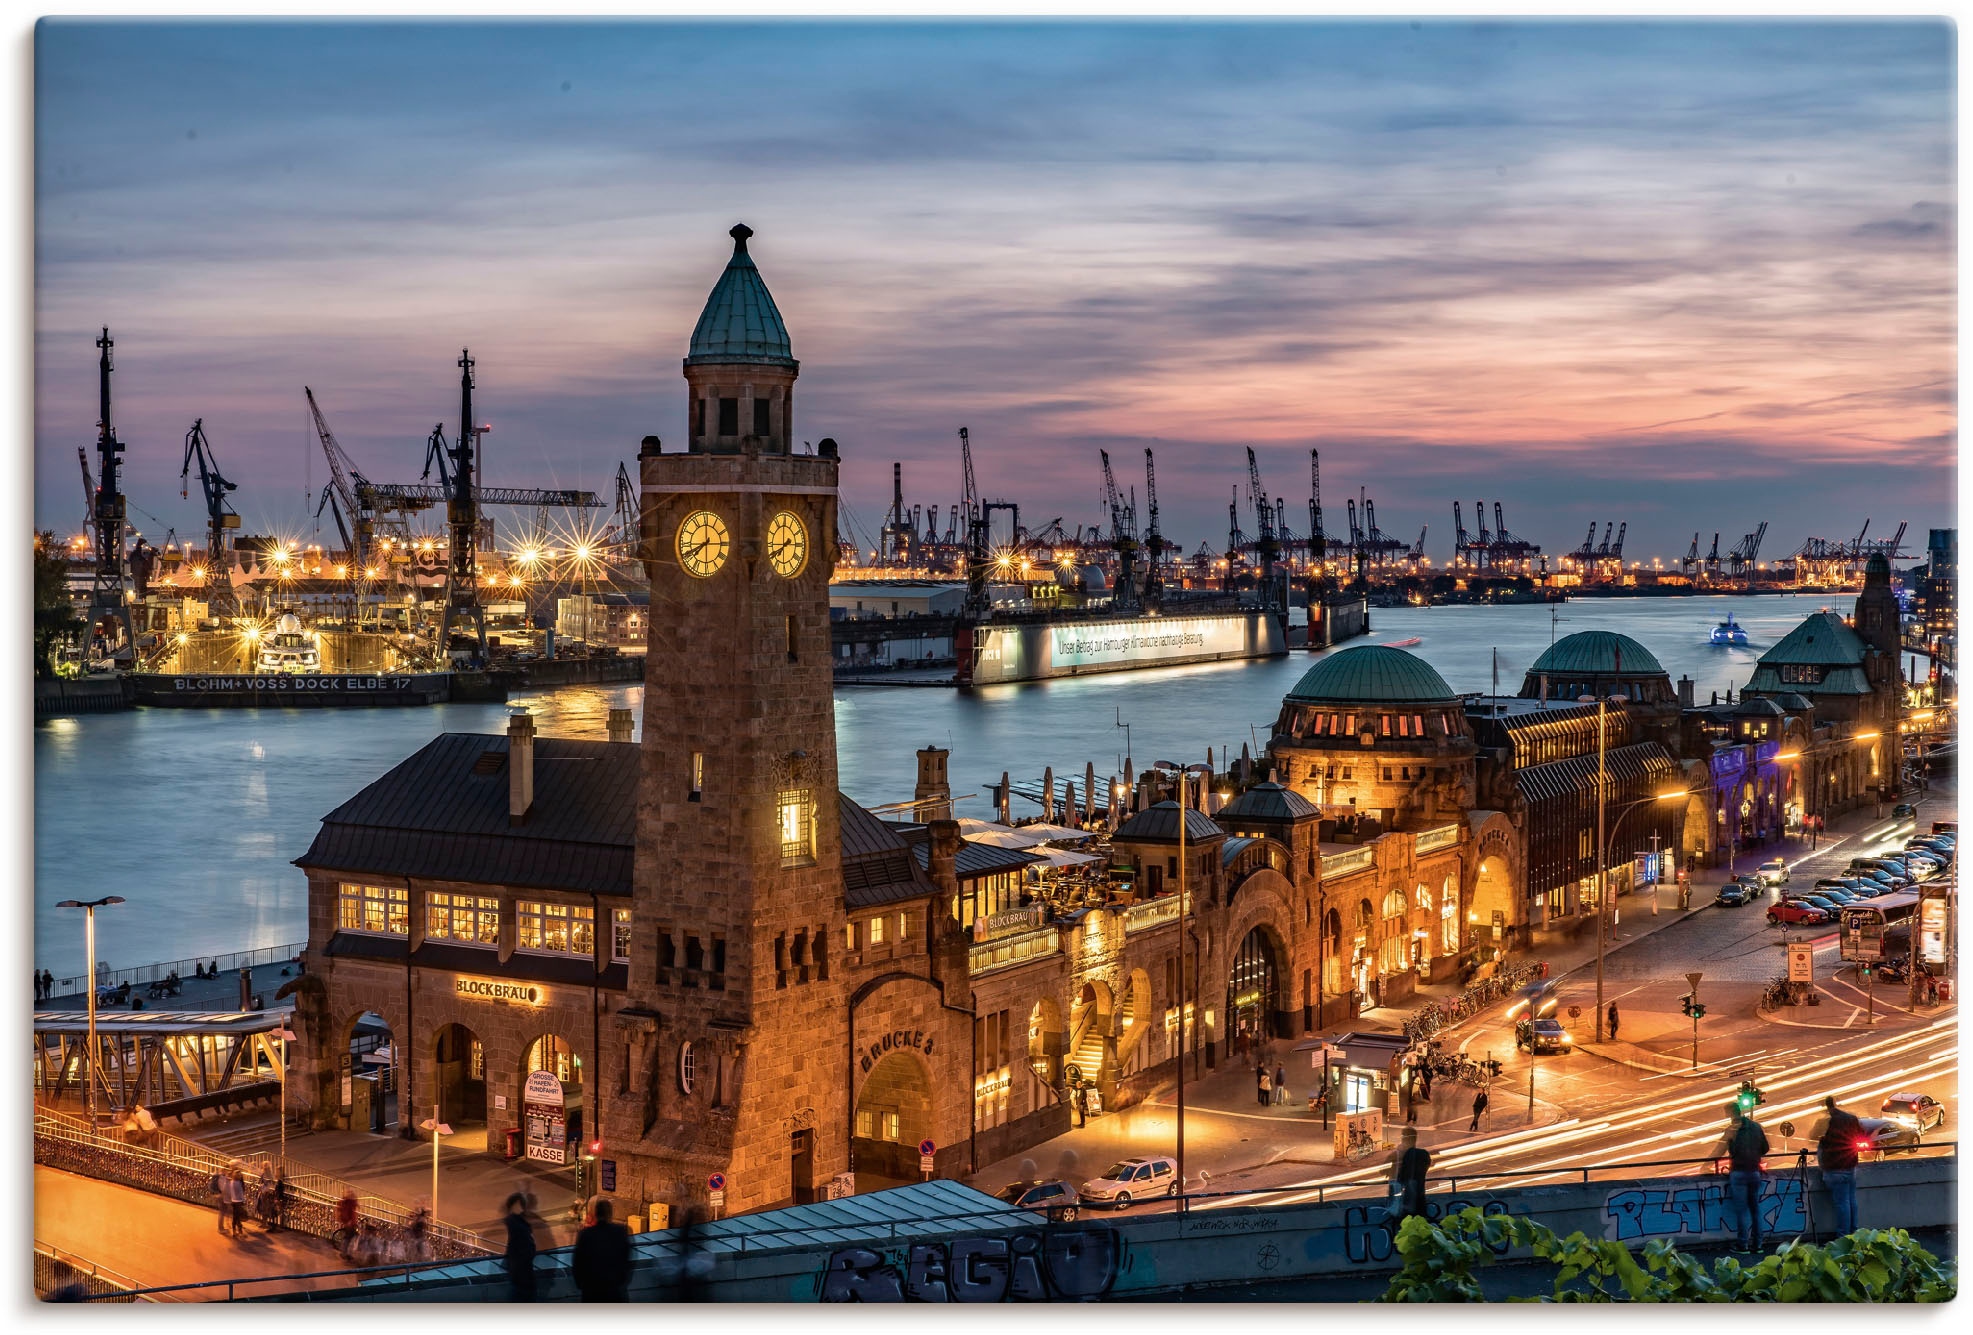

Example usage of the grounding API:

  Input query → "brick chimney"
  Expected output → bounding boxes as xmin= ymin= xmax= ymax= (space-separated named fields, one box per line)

xmin=607 ymin=708 xmax=634 ymax=744
xmin=508 ymin=709 xmax=535 ymax=825
xmin=1678 ymin=675 xmax=1695 ymax=709
xmin=929 ymin=818 xmax=962 ymax=900
xmin=914 ymin=745 xmax=952 ymax=821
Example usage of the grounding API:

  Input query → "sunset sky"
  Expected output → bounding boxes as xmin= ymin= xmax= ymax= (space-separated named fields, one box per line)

xmin=34 ymin=18 xmax=1955 ymax=563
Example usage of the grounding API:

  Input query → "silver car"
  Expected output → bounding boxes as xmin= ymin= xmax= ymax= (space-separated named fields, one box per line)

xmin=1078 ymin=1156 xmax=1179 ymax=1208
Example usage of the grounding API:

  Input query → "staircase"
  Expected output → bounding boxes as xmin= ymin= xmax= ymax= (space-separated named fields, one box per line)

xmin=1069 ymin=1027 xmax=1107 ymax=1082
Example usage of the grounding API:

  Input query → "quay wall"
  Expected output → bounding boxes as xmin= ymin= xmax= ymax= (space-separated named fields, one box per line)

xmin=34 ymin=676 xmax=134 ymax=717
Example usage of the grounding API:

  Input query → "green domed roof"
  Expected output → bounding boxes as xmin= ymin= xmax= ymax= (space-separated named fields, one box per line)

xmin=1528 ymin=630 xmax=1665 ymax=678
xmin=686 ymin=224 xmax=796 ymax=368
xmin=1286 ymin=645 xmax=1457 ymax=704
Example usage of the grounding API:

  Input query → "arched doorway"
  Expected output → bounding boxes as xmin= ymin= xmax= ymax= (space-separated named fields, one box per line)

xmin=347 ymin=1011 xmax=396 ymax=1134
xmin=1028 ymin=996 xmax=1064 ymax=1087
xmin=853 ymin=1049 xmax=934 ymax=1185
xmin=434 ymin=1022 xmax=486 ymax=1136
xmin=1471 ymin=857 xmax=1513 ymax=948
xmin=1117 ymin=969 xmax=1153 ymax=1075
xmin=1226 ymin=926 xmax=1282 ymax=1059
xmin=1068 ymin=980 xmax=1111 ymax=1086
xmin=523 ymin=1032 xmax=583 ymax=1164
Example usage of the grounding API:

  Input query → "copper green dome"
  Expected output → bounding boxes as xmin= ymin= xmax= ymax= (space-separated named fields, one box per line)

xmin=1286 ymin=645 xmax=1457 ymax=704
xmin=1528 ymin=630 xmax=1665 ymax=678
xmin=686 ymin=224 xmax=796 ymax=368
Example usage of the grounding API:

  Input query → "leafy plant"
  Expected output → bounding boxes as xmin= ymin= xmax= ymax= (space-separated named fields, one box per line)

xmin=1378 ymin=1207 xmax=1955 ymax=1303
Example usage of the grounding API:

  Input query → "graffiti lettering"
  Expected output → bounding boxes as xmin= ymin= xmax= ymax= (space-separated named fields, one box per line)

xmin=820 ymin=1229 xmax=1120 ymax=1302
xmin=1341 ymin=1196 xmax=1516 ymax=1265
xmin=1604 ymin=1177 xmax=1806 ymax=1242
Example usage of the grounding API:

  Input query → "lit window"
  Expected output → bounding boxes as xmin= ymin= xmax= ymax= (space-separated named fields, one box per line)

xmin=897 ymin=911 xmax=910 ymax=941
xmin=869 ymin=916 xmax=885 ymax=945
xmin=516 ymin=901 xmax=595 ymax=956
xmin=338 ymin=883 xmax=407 ymax=936
xmin=690 ymin=751 xmax=704 ymax=801
xmin=425 ymin=892 xmax=499 ymax=945
xmin=612 ymin=908 xmax=632 ymax=963
xmin=678 ymin=1042 xmax=695 ymax=1094
xmin=779 ymin=789 xmax=814 ymax=866
xmin=845 ymin=921 xmax=858 ymax=951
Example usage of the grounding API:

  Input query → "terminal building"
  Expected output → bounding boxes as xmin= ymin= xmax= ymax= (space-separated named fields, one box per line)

xmin=286 ymin=224 xmax=1918 ymax=1228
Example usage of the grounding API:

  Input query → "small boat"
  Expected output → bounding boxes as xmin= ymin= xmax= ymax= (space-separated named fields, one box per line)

xmin=1709 ymin=614 xmax=1748 ymax=648
xmin=1383 ymin=636 xmax=1422 ymax=648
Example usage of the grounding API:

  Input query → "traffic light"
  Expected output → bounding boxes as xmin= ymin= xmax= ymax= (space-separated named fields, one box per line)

xmin=1681 ymin=995 xmax=1694 ymax=1016
xmin=1691 ymin=1003 xmax=1707 ymax=1019
xmin=1860 ymin=961 xmax=1874 ymax=981
xmin=1736 ymin=1080 xmax=1764 ymax=1113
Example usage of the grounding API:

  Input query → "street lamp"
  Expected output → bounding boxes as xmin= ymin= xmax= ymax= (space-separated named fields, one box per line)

xmin=271 ymin=1024 xmax=298 ymax=1167
xmin=54 ymin=895 xmax=125 ymax=1132
xmin=418 ymin=1105 xmax=453 ymax=1221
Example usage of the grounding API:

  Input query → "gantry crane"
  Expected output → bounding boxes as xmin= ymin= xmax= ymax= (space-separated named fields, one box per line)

xmin=179 ymin=419 xmax=241 ymax=619
xmin=1101 ymin=449 xmax=1140 ymax=613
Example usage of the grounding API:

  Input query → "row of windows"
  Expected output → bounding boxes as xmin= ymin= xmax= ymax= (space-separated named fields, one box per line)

xmin=1293 ymin=710 xmax=1452 ymax=739
xmin=694 ymin=394 xmax=779 ymax=439
xmin=337 ymin=884 xmax=629 ymax=962
xmin=848 ymin=912 xmax=914 ymax=951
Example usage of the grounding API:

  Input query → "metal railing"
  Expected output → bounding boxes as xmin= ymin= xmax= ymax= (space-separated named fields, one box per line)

xmin=1321 ymin=846 xmax=1377 ymax=879
xmin=35 ymin=1241 xmax=155 ymax=1302
xmin=1414 ymin=823 xmax=1461 ymax=855
xmin=46 ymin=941 xmax=308 ymax=998
xmin=33 ymin=1106 xmax=495 ymax=1257
xmin=968 ymin=924 xmax=1061 ymax=976
xmin=1124 ymin=894 xmax=1183 ymax=933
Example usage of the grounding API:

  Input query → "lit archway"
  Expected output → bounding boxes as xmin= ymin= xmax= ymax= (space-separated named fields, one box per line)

xmin=1470 ymin=857 xmax=1513 ymax=947
xmin=345 ymin=1011 xmax=397 ymax=1135
xmin=1226 ymin=926 xmax=1284 ymax=1059
xmin=433 ymin=1022 xmax=486 ymax=1132
xmin=522 ymin=1032 xmax=584 ymax=1164
xmin=853 ymin=1049 xmax=934 ymax=1186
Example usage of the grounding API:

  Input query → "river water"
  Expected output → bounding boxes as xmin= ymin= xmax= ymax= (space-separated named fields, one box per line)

xmin=34 ymin=593 xmax=1841 ymax=976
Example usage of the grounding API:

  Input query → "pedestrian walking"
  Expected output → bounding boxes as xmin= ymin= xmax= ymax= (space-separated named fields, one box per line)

xmin=1073 ymin=1083 xmax=1088 ymax=1127
xmin=1259 ymin=1068 xmax=1273 ymax=1107
xmin=503 ymin=1192 xmax=539 ymax=1301
xmin=223 ymin=1164 xmax=249 ymax=1237
xmin=1809 ymin=1096 xmax=1863 ymax=1237
xmin=1255 ymin=1062 xmax=1268 ymax=1107
xmin=1711 ymin=1103 xmax=1770 ymax=1251
xmin=335 ymin=1188 xmax=360 ymax=1255
xmin=1387 ymin=1127 xmax=1431 ymax=1233
xmin=1469 ymin=1087 xmax=1489 ymax=1131
xmin=571 ymin=1199 xmax=633 ymax=1302
xmin=34 ymin=970 xmax=43 ymax=1003
xmin=210 ymin=1167 xmax=232 ymax=1234
xmin=1607 ymin=1003 xmax=1620 ymax=1041
xmin=1274 ymin=1063 xmax=1287 ymax=1106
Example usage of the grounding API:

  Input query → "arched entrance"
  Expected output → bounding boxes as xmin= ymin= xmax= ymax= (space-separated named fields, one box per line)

xmin=1067 ymin=980 xmax=1111 ymax=1085
xmin=1226 ymin=926 xmax=1282 ymax=1059
xmin=434 ymin=1022 xmax=486 ymax=1134
xmin=1471 ymin=857 xmax=1513 ymax=947
xmin=853 ymin=1049 xmax=933 ymax=1185
xmin=523 ymin=1032 xmax=583 ymax=1164
xmin=1117 ymin=969 xmax=1153 ymax=1075
xmin=346 ymin=1011 xmax=396 ymax=1135
xmin=1028 ymin=996 xmax=1064 ymax=1087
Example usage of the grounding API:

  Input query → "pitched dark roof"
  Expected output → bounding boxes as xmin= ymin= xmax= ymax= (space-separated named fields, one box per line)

xmin=1512 ymin=742 xmax=1683 ymax=805
xmin=1745 ymin=612 xmax=1874 ymax=696
xmin=841 ymin=796 xmax=937 ymax=908
xmin=1114 ymin=801 xmax=1226 ymax=844
xmin=1217 ymin=781 xmax=1319 ymax=824
xmin=296 ymin=732 xmax=638 ymax=896
xmin=909 ymin=840 xmax=1045 ymax=882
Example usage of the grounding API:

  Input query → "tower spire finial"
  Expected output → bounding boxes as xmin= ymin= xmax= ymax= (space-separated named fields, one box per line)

xmin=729 ymin=222 xmax=753 ymax=255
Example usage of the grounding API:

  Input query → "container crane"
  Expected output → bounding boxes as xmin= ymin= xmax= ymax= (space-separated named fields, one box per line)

xmin=1453 ymin=502 xmax=1470 ymax=568
xmin=1142 ymin=448 xmax=1165 ymax=610
xmin=1683 ymin=533 xmax=1701 ymax=573
xmin=1245 ymin=447 xmax=1280 ymax=590
xmin=1225 ymin=488 xmax=1246 ymax=594
xmin=1101 ymin=449 xmax=1140 ymax=613
xmin=179 ymin=419 xmax=241 ymax=619
xmin=1609 ymin=522 xmax=1626 ymax=563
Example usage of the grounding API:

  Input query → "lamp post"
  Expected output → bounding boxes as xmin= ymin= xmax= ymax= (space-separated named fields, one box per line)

xmin=418 ymin=1105 xmax=453 ymax=1221
xmin=272 ymin=1024 xmax=297 ymax=1167
xmin=1175 ymin=771 xmax=1189 ymax=1206
xmin=55 ymin=895 xmax=125 ymax=1133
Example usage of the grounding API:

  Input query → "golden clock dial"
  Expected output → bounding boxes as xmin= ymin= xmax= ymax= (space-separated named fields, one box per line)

xmin=766 ymin=510 xmax=809 ymax=578
xmin=676 ymin=509 xmax=730 ymax=578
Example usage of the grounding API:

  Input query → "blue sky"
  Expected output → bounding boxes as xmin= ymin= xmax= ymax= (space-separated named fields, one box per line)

xmin=33 ymin=19 xmax=1956 ymax=562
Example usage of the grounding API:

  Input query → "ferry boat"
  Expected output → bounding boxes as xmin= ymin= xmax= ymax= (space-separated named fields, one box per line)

xmin=1709 ymin=613 xmax=1749 ymax=647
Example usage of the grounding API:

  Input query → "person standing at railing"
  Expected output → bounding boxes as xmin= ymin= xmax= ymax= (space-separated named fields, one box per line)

xmin=502 ymin=1193 xmax=538 ymax=1301
xmin=572 ymin=1199 xmax=633 ymax=1302
xmin=222 ymin=1163 xmax=249 ymax=1238
xmin=1710 ymin=1103 xmax=1770 ymax=1252
xmin=1809 ymin=1096 xmax=1863 ymax=1237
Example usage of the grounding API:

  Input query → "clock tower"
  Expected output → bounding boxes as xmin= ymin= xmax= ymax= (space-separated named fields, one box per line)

xmin=614 ymin=224 xmax=848 ymax=1216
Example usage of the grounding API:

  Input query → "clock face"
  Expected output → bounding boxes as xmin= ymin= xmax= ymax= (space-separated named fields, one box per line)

xmin=677 ymin=509 xmax=730 ymax=578
xmin=766 ymin=510 xmax=809 ymax=578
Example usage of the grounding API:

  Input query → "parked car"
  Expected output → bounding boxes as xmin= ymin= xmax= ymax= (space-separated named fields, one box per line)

xmin=1714 ymin=882 xmax=1755 ymax=907
xmin=1799 ymin=885 xmax=1862 ymax=905
xmin=1515 ymin=1017 xmax=1573 ymax=1053
xmin=1880 ymin=1092 xmax=1947 ymax=1133
xmin=1756 ymin=858 xmax=1791 ymax=885
xmin=1767 ymin=900 xmax=1829 ymax=926
xmin=1854 ymin=1116 xmax=1924 ymax=1158
xmin=1795 ymin=895 xmax=1845 ymax=916
xmin=995 ymin=1179 xmax=1080 ymax=1222
xmin=1078 ymin=1156 xmax=1179 ymax=1208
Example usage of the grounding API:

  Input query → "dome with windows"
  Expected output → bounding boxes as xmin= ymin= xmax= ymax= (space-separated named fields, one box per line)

xmin=1285 ymin=645 xmax=1457 ymax=705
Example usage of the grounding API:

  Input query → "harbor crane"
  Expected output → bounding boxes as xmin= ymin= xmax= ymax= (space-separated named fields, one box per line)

xmin=179 ymin=419 xmax=241 ymax=619
xmin=1308 ymin=449 xmax=1327 ymax=569
xmin=1142 ymin=448 xmax=1165 ymax=611
xmin=1225 ymin=487 xmax=1247 ymax=594
xmin=77 ymin=447 xmax=94 ymax=541
xmin=421 ymin=349 xmax=490 ymax=664
xmin=1453 ymin=502 xmax=1470 ymax=568
xmin=1722 ymin=522 xmax=1768 ymax=580
xmin=1573 ymin=523 xmax=1599 ymax=563
xmin=1705 ymin=532 xmax=1722 ymax=575
xmin=959 ymin=427 xmax=991 ymax=618
xmin=87 ymin=329 xmax=135 ymax=655
xmin=1101 ymin=448 xmax=1141 ymax=613
xmin=608 ymin=460 xmax=639 ymax=556
xmin=1245 ymin=447 xmax=1280 ymax=593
